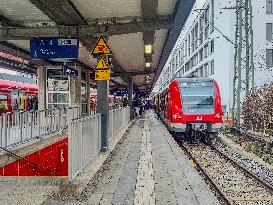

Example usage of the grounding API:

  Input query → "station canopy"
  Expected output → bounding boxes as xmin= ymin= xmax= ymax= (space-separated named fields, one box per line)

xmin=0 ymin=0 xmax=195 ymax=92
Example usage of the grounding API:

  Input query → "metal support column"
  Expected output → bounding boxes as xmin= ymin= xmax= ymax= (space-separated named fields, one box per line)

xmin=37 ymin=66 xmax=46 ymax=110
xmin=97 ymin=80 xmax=109 ymax=152
xmin=128 ymin=76 xmax=134 ymax=120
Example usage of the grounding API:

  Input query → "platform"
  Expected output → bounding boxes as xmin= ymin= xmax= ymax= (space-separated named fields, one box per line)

xmin=43 ymin=110 xmax=220 ymax=205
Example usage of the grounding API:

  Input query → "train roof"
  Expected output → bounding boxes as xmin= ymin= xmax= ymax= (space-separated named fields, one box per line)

xmin=0 ymin=73 xmax=36 ymax=84
xmin=175 ymin=77 xmax=214 ymax=83
xmin=0 ymin=79 xmax=38 ymax=92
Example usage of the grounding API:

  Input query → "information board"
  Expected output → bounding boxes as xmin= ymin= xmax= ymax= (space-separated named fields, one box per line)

xmin=30 ymin=37 xmax=79 ymax=59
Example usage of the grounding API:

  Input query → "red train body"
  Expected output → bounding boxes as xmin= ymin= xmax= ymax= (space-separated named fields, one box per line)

xmin=153 ymin=78 xmax=223 ymax=141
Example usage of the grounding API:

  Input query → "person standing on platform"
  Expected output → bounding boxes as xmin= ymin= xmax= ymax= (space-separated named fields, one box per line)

xmin=134 ymin=97 xmax=141 ymax=118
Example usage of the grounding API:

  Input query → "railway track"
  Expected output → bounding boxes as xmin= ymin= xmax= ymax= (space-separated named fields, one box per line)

xmin=182 ymin=143 xmax=273 ymax=205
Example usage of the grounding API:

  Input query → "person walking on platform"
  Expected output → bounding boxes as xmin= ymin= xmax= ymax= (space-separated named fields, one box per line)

xmin=133 ymin=97 xmax=141 ymax=118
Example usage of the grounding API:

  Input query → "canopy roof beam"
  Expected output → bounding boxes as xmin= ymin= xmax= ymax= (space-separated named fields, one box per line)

xmin=0 ymin=18 xmax=172 ymax=40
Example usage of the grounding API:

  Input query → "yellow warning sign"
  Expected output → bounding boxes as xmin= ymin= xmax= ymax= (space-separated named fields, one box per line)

xmin=91 ymin=35 xmax=113 ymax=56
xmin=95 ymin=69 xmax=110 ymax=80
xmin=95 ymin=56 xmax=110 ymax=70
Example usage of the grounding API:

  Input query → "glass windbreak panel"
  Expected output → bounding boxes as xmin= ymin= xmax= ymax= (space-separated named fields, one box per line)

xmin=81 ymin=82 xmax=87 ymax=93
xmin=180 ymin=81 xmax=214 ymax=115
xmin=47 ymin=68 xmax=69 ymax=91
xmin=82 ymin=104 xmax=88 ymax=114
xmin=48 ymin=103 xmax=69 ymax=110
xmin=48 ymin=93 xmax=69 ymax=104
xmin=0 ymin=94 xmax=8 ymax=111
xmin=47 ymin=69 xmax=68 ymax=80
xmin=48 ymin=80 xmax=69 ymax=91
xmin=81 ymin=82 xmax=87 ymax=103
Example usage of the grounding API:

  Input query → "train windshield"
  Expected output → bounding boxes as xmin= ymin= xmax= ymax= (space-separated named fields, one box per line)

xmin=180 ymin=81 xmax=214 ymax=115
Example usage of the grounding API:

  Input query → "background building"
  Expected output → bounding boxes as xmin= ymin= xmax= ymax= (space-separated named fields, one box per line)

xmin=154 ymin=0 xmax=273 ymax=113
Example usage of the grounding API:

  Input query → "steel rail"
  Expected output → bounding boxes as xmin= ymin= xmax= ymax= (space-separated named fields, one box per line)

xmin=210 ymin=144 xmax=273 ymax=194
xmin=181 ymin=143 xmax=273 ymax=205
xmin=181 ymin=144 xmax=234 ymax=205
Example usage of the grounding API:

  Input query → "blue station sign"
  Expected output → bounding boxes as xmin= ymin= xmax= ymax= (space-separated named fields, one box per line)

xmin=62 ymin=65 xmax=79 ymax=77
xmin=30 ymin=37 xmax=79 ymax=59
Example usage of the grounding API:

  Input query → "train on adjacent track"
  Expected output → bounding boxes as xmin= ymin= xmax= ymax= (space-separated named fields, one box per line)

xmin=0 ymin=79 xmax=127 ymax=114
xmin=0 ymin=79 xmax=38 ymax=114
xmin=153 ymin=77 xmax=223 ymax=143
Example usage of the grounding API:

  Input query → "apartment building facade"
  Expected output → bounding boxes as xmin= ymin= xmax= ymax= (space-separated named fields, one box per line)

xmin=154 ymin=0 xmax=273 ymax=112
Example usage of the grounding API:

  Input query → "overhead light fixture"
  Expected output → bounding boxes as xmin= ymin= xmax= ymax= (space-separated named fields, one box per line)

xmin=145 ymin=62 xmax=151 ymax=68
xmin=145 ymin=45 xmax=152 ymax=54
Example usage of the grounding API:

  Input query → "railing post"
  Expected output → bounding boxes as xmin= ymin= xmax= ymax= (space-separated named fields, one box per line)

xmin=68 ymin=117 xmax=73 ymax=181
xmin=0 ymin=116 xmax=2 ymax=147
xmin=2 ymin=114 xmax=7 ymax=148
xmin=80 ymin=120 xmax=83 ymax=174
xmin=30 ymin=111 xmax=33 ymax=139
xmin=37 ymin=110 xmax=41 ymax=136
xmin=50 ymin=110 xmax=53 ymax=133
xmin=58 ymin=109 xmax=61 ymax=130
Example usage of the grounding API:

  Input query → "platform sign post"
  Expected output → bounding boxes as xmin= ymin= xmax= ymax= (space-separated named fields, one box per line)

xmin=92 ymin=35 xmax=113 ymax=152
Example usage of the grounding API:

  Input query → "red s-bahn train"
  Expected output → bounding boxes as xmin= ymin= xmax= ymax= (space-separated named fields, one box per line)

xmin=153 ymin=77 xmax=223 ymax=142
xmin=0 ymin=79 xmax=38 ymax=114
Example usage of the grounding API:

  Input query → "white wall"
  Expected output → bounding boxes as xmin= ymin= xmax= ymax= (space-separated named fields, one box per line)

xmin=252 ymin=0 xmax=273 ymax=85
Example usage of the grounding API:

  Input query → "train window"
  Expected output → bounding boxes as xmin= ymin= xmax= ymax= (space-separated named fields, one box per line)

xmin=180 ymin=82 xmax=214 ymax=114
xmin=0 ymin=94 xmax=8 ymax=111
xmin=11 ymin=93 xmax=19 ymax=110
xmin=28 ymin=95 xmax=38 ymax=110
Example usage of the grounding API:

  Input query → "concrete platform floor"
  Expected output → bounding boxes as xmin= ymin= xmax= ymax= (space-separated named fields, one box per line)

xmin=43 ymin=110 xmax=220 ymax=205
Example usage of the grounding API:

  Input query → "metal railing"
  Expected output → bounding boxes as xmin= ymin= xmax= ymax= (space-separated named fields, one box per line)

xmin=0 ymin=107 xmax=80 ymax=148
xmin=68 ymin=113 xmax=101 ymax=181
xmin=108 ymin=106 xmax=130 ymax=141
xmin=68 ymin=106 xmax=130 ymax=181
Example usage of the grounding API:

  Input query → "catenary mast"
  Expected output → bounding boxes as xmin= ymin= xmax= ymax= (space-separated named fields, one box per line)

xmin=232 ymin=0 xmax=255 ymax=125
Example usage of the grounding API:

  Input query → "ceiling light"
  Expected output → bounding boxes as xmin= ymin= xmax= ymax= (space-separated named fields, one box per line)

xmin=145 ymin=45 xmax=152 ymax=54
xmin=145 ymin=62 xmax=151 ymax=68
